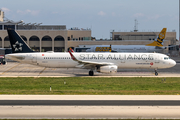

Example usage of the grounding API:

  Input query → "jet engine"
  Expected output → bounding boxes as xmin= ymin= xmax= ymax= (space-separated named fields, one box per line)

xmin=97 ymin=65 xmax=118 ymax=73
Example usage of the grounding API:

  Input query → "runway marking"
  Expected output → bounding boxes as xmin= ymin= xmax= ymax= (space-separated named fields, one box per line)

xmin=38 ymin=67 xmax=46 ymax=75
xmin=1 ymin=63 xmax=21 ymax=75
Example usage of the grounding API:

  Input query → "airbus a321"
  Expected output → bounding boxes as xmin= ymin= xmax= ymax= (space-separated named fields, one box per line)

xmin=5 ymin=30 xmax=176 ymax=76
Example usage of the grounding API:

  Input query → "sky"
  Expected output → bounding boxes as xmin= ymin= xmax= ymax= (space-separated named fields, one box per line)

xmin=0 ymin=0 xmax=179 ymax=39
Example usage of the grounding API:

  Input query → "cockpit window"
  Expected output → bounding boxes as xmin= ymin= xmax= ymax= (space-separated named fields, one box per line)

xmin=164 ymin=57 xmax=169 ymax=60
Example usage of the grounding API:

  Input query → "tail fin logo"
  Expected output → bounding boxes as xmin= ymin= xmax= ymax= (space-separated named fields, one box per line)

xmin=13 ymin=41 xmax=23 ymax=52
xmin=7 ymin=30 xmax=34 ymax=53
xmin=156 ymin=28 xmax=166 ymax=44
xmin=146 ymin=28 xmax=167 ymax=47
xmin=159 ymin=33 xmax=165 ymax=39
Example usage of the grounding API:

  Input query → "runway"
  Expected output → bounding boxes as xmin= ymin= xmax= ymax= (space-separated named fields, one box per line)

xmin=1 ymin=95 xmax=180 ymax=119
xmin=1 ymin=61 xmax=180 ymax=77
xmin=1 ymin=100 xmax=180 ymax=106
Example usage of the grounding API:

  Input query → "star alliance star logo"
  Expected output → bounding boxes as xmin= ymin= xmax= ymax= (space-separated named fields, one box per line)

xmin=13 ymin=41 xmax=23 ymax=51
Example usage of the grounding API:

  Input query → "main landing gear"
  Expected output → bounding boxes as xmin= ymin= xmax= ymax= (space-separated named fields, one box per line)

xmin=89 ymin=70 xmax=94 ymax=76
xmin=155 ymin=69 xmax=158 ymax=76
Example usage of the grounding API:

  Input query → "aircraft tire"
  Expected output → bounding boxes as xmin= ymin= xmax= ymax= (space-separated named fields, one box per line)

xmin=89 ymin=71 xmax=94 ymax=76
xmin=155 ymin=72 xmax=158 ymax=76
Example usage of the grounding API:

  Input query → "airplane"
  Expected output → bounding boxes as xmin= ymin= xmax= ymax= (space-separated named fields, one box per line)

xmin=86 ymin=28 xmax=167 ymax=53
xmin=5 ymin=29 xmax=176 ymax=76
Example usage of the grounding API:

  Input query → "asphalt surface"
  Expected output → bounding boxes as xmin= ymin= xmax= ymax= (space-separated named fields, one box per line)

xmin=1 ymin=100 xmax=180 ymax=106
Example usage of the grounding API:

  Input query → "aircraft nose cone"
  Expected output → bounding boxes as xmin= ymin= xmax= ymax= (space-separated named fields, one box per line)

xmin=172 ymin=60 xmax=176 ymax=67
xmin=169 ymin=59 xmax=176 ymax=68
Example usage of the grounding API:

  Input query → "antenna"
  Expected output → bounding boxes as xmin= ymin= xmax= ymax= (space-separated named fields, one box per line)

xmin=134 ymin=19 xmax=138 ymax=32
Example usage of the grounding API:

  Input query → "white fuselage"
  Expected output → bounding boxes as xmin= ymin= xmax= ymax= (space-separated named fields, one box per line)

xmin=86 ymin=45 xmax=164 ymax=53
xmin=5 ymin=52 xmax=176 ymax=70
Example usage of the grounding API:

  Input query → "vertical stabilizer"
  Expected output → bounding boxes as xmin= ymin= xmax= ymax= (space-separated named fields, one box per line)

xmin=7 ymin=30 xmax=34 ymax=53
xmin=146 ymin=28 xmax=167 ymax=47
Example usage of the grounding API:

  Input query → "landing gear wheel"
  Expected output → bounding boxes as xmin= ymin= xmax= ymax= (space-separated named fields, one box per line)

xmin=155 ymin=71 xmax=158 ymax=76
xmin=89 ymin=71 xmax=94 ymax=76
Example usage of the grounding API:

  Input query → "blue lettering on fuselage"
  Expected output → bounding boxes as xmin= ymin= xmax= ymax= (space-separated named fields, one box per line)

xmin=127 ymin=54 xmax=133 ymax=60
xmin=134 ymin=54 xmax=140 ymax=60
xmin=80 ymin=54 xmax=85 ymax=59
xmin=119 ymin=54 xmax=126 ymax=60
xmin=79 ymin=54 xmax=154 ymax=60
xmin=98 ymin=54 xmax=103 ymax=59
xmin=141 ymin=54 xmax=147 ymax=60
xmin=107 ymin=54 xmax=112 ymax=59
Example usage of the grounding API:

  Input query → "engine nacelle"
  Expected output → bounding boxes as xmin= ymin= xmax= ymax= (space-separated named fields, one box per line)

xmin=97 ymin=65 xmax=118 ymax=73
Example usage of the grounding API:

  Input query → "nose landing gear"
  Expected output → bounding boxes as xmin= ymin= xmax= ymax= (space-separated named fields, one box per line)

xmin=155 ymin=69 xmax=158 ymax=76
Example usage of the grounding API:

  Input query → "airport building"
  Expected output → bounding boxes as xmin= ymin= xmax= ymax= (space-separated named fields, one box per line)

xmin=0 ymin=10 xmax=91 ymax=52
xmin=0 ymin=10 xmax=177 ymax=54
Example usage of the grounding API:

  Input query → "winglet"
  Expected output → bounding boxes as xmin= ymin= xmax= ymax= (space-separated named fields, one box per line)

xmin=69 ymin=48 xmax=77 ymax=61
xmin=146 ymin=28 xmax=167 ymax=47
xmin=69 ymin=47 xmax=74 ymax=53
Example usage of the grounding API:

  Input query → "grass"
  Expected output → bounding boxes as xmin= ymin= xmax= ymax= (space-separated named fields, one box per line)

xmin=0 ymin=77 xmax=180 ymax=95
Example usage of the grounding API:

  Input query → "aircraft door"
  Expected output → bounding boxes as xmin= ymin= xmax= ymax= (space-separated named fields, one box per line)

xmin=155 ymin=55 xmax=159 ymax=63
xmin=32 ymin=54 xmax=37 ymax=63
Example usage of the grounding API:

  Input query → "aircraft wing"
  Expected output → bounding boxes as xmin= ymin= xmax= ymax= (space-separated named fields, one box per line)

xmin=68 ymin=50 xmax=114 ymax=68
